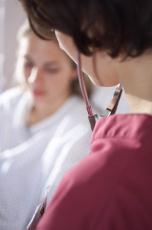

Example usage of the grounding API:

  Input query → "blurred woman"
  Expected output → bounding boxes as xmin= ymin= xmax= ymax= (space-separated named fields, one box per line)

xmin=0 ymin=22 xmax=91 ymax=230
xmin=19 ymin=0 xmax=152 ymax=229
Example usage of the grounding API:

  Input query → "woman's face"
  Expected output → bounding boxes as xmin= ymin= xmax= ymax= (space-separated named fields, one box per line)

xmin=16 ymin=32 xmax=76 ymax=106
xmin=55 ymin=31 xmax=119 ymax=86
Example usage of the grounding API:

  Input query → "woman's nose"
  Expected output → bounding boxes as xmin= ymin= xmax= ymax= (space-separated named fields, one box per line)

xmin=28 ymin=68 xmax=42 ymax=84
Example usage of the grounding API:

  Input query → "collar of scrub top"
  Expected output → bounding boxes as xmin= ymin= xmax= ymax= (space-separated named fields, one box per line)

xmin=77 ymin=52 xmax=122 ymax=131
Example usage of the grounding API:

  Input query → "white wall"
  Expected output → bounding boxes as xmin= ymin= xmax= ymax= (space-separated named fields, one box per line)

xmin=3 ymin=0 xmax=25 ymax=89
xmin=0 ymin=0 xmax=5 ymax=91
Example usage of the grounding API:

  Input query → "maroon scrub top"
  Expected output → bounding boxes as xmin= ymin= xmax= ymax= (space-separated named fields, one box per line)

xmin=37 ymin=114 xmax=152 ymax=230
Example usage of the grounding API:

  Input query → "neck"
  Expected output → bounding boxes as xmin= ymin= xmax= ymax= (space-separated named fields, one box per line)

xmin=117 ymin=54 xmax=152 ymax=114
xmin=26 ymin=93 xmax=70 ymax=126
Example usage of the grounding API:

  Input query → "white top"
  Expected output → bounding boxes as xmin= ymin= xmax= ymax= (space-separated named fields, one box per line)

xmin=0 ymin=88 xmax=91 ymax=230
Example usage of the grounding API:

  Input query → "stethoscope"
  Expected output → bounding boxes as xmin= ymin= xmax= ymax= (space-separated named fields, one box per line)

xmin=26 ymin=52 xmax=122 ymax=230
xmin=77 ymin=51 xmax=122 ymax=130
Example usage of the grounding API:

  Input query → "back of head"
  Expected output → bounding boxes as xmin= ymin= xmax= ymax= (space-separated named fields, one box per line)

xmin=19 ymin=0 xmax=152 ymax=58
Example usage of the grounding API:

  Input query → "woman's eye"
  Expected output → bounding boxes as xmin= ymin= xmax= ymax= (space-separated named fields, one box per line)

xmin=45 ymin=68 xmax=60 ymax=74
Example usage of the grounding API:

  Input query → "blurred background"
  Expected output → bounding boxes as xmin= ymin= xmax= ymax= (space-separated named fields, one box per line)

xmin=0 ymin=0 xmax=25 ymax=90
xmin=0 ymin=0 xmax=129 ymax=113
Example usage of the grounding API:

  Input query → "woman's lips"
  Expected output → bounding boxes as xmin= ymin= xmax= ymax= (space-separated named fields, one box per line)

xmin=33 ymin=90 xmax=45 ymax=97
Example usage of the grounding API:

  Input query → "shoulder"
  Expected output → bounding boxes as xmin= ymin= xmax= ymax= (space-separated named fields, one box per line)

xmin=67 ymin=96 xmax=87 ymax=117
xmin=64 ymin=96 xmax=90 ymax=128
xmin=0 ymin=87 xmax=24 ymax=113
xmin=38 ymin=137 xmax=152 ymax=230
xmin=37 ymin=152 xmax=111 ymax=230
xmin=37 ymin=114 xmax=152 ymax=230
xmin=37 ymin=143 xmax=129 ymax=230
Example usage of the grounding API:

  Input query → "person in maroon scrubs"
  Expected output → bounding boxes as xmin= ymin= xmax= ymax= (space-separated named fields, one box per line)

xmin=19 ymin=0 xmax=152 ymax=229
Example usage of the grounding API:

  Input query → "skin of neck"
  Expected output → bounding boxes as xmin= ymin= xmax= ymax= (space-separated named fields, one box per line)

xmin=115 ymin=53 xmax=152 ymax=114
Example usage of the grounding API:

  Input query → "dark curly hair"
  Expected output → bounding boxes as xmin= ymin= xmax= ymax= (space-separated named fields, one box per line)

xmin=19 ymin=0 xmax=152 ymax=58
